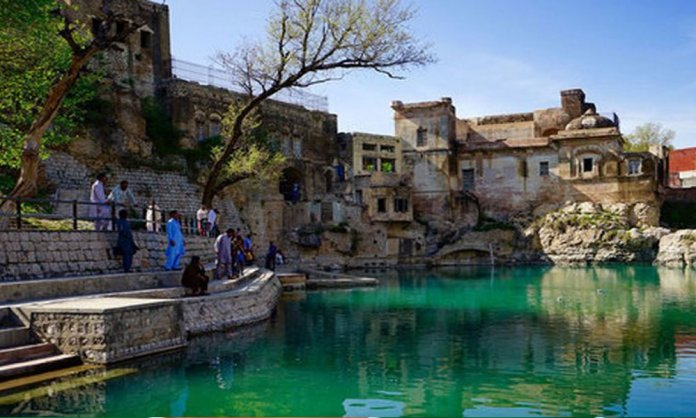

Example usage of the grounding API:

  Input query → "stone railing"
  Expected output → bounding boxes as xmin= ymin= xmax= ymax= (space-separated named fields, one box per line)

xmin=0 ymin=230 xmax=215 ymax=282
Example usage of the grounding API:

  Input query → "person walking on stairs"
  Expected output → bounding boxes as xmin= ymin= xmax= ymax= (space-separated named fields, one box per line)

xmin=115 ymin=209 xmax=138 ymax=273
xmin=165 ymin=210 xmax=185 ymax=270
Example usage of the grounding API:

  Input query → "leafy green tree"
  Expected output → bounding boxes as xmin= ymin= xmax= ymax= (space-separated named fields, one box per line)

xmin=623 ymin=122 xmax=675 ymax=152
xmin=0 ymin=0 xmax=143 ymax=205
xmin=212 ymin=103 xmax=286 ymax=190
xmin=200 ymin=0 xmax=434 ymax=205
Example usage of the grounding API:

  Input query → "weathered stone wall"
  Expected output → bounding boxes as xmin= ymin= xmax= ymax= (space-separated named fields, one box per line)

xmin=30 ymin=298 xmax=186 ymax=364
xmin=0 ymin=230 xmax=215 ymax=281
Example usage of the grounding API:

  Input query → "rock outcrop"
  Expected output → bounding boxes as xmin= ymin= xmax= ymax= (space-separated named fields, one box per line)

xmin=529 ymin=202 xmax=668 ymax=264
xmin=655 ymin=230 xmax=696 ymax=267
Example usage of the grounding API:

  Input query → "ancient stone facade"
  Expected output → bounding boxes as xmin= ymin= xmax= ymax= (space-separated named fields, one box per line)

xmin=390 ymin=90 xmax=665 ymax=223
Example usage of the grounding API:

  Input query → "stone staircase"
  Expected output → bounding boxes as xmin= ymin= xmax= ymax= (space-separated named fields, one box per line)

xmin=0 ymin=308 xmax=80 ymax=381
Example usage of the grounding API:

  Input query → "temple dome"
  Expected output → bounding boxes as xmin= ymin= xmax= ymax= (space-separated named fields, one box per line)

xmin=564 ymin=108 xmax=615 ymax=130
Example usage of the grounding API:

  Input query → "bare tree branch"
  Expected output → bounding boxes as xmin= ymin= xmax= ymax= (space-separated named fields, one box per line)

xmin=201 ymin=0 xmax=435 ymax=205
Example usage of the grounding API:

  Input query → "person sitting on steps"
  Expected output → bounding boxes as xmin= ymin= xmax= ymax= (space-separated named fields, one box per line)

xmin=181 ymin=255 xmax=209 ymax=296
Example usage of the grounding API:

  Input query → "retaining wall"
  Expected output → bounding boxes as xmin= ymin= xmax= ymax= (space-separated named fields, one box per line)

xmin=0 ymin=230 xmax=215 ymax=282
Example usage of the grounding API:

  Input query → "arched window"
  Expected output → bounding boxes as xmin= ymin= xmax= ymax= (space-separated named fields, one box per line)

xmin=194 ymin=112 xmax=207 ymax=141
xmin=209 ymin=114 xmax=222 ymax=137
xmin=279 ymin=167 xmax=303 ymax=202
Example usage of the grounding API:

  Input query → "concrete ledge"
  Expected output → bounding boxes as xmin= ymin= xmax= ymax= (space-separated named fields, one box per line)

xmin=306 ymin=277 xmax=378 ymax=289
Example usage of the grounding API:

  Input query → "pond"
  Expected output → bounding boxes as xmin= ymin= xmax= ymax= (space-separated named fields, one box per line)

xmin=2 ymin=265 xmax=696 ymax=417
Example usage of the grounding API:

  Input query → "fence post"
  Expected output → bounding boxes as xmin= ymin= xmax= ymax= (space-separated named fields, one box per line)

xmin=72 ymin=200 xmax=78 ymax=230
xmin=161 ymin=210 xmax=166 ymax=233
xmin=111 ymin=202 xmax=116 ymax=231
xmin=15 ymin=198 xmax=21 ymax=230
xmin=142 ymin=206 xmax=147 ymax=230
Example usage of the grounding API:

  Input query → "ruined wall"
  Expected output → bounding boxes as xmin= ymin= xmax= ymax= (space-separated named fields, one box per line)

xmin=166 ymin=79 xmax=337 ymax=192
xmin=0 ymin=230 xmax=215 ymax=281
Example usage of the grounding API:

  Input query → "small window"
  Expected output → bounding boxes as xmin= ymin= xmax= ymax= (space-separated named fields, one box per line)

xmin=381 ymin=158 xmax=396 ymax=173
xmin=91 ymin=18 xmax=103 ymax=36
xmin=416 ymin=127 xmax=427 ymax=147
xmin=292 ymin=139 xmax=302 ymax=157
xmin=116 ymin=21 xmax=127 ymax=35
xmin=362 ymin=143 xmax=377 ymax=151
xmin=394 ymin=198 xmax=409 ymax=213
xmin=195 ymin=120 xmax=206 ymax=141
xmin=140 ymin=31 xmax=151 ymax=49
xmin=582 ymin=157 xmax=593 ymax=173
xmin=628 ymin=159 xmax=641 ymax=175
xmin=381 ymin=145 xmax=395 ymax=153
xmin=377 ymin=198 xmax=387 ymax=213
xmin=209 ymin=117 xmax=221 ymax=137
xmin=362 ymin=157 xmax=377 ymax=172
xmin=355 ymin=190 xmax=363 ymax=205
xmin=462 ymin=169 xmax=475 ymax=191
xmin=539 ymin=161 xmax=549 ymax=176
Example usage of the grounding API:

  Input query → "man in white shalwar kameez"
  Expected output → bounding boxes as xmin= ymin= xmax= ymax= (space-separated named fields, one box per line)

xmin=214 ymin=229 xmax=234 ymax=280
xmin=90 ymin=173 xmax=109 ymax=231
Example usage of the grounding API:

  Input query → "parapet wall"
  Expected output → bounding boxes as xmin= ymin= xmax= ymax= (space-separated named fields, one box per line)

xmin=0 ymin=230 xmax=215 ymax=282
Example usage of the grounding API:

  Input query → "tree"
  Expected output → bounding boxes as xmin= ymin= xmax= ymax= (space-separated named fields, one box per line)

xmin=0 ymin=0 xmax=144 ymax=207
xmin=0 ymin=0 xmax=103 ymax=186
xmin=210 ymin=102 xmax=286 ymax=192
xmin=201 ymin=0 xmax=434 ymax=205
xmin=623 ymin=122 xmax=675 ymax=152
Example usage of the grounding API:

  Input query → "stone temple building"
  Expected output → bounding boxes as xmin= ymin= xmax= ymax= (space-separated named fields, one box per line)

xmin=41 ymin=0 xmax=669 ymax=267
xmin=385 ymin=89 xmax=665 ymax=223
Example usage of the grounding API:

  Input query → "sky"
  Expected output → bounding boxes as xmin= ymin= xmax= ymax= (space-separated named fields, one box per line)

xmin=166 ymin=0 xmax=696 ymax=148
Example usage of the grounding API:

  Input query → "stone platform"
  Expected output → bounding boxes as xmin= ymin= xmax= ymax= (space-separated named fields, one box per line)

xmin=10 ymin=268 xmax=282 ymax=365
xmin=277 ymin=273 xmax=307 ymax=291
xmin=27 ymin=298 xmax=186 ymax=364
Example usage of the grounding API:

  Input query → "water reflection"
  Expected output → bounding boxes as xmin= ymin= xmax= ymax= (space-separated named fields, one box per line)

xmin=2 ymin=266 xmax=696 ymax=417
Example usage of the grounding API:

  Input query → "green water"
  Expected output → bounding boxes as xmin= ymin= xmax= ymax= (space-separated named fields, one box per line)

xmin=4 ymin=265 xmax=696 ymax=417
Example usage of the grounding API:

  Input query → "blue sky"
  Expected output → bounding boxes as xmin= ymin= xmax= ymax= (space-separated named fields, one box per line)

xmin=166 ymin=0 xmax=696 ymax=148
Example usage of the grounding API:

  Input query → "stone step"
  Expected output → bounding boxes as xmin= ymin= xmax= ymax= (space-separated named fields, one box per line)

xmin=0 ymin=343 xmax=56 ymax=366
xmin=0 ymin=327 xmax=32 ymax=349
xmin=0 ymin=353 xmax=81 ymax=381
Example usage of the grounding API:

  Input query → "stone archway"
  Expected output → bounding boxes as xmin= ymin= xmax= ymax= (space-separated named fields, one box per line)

xmin=279 ymin=167 xmax=303 ymax=202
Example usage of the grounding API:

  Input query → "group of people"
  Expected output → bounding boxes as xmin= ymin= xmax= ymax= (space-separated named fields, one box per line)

xmin=213 ymin=229 xmax=255 ymax=280
xmin=104 ymin=174 xmax=287 ymax=296
xmin=90 ymin=173 xmax=138 ymax=231
xmin=196 ymin=205 xmax=220 ymax=237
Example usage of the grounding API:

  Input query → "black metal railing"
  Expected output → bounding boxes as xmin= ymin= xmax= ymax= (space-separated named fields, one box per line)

xmin=0 ymin=195 xmax=202 ymax=235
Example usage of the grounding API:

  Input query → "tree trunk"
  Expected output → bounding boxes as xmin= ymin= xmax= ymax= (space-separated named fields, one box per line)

xmin=0 ymin=52 xmax=95 ymax=218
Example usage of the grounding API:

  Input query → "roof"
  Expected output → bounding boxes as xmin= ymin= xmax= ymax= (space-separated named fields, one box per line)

xmin=669 ymin=147 xmax=696 ymax=173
